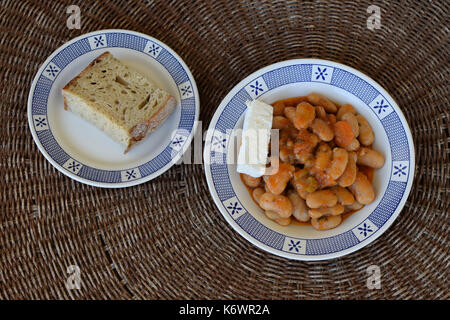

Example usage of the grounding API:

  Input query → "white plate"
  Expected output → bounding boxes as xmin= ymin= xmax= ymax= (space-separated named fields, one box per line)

xmin=28 ymin=30 xmax=199 ymax=187
xmin=204 ymin=59 xmax=415 ymax=260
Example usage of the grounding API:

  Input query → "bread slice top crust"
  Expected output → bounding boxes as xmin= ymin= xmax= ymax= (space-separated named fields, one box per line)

xmin=62 ymin=52 xmax=175 ymax=147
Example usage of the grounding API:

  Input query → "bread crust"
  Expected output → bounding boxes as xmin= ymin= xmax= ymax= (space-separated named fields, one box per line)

xmin=63 ymin=95 xmax=69 ymax=110
xmin=125 ymin=95 xmax=177 ymax=153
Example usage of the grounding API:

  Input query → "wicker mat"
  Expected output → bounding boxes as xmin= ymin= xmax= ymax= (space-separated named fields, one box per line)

xmin=0 ymin=0 xmax=448 ymax=299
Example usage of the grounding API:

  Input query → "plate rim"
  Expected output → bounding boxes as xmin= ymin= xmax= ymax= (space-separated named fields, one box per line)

xmin=203 ymin=58 xmax=415 ymax=261
xmin=27 ymin=29 xmax=200 ymax=188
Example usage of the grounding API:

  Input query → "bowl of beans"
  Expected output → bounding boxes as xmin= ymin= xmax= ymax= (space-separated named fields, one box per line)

xmin=204 ymin=59 xmax=414 ymax=260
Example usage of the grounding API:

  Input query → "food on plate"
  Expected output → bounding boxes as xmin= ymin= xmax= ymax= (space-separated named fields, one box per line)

xmin=62 ymin=51 xmax=177 ymax=153
xmin=237 ymin=100 xmax=273 ymax=177
xmin=240 ymin=93 xmax=385 ymax=230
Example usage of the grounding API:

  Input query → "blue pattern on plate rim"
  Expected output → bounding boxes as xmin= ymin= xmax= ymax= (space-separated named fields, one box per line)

xmin=207 ymin=63 xmax=411 ymax=256
xmin=30 ymin=31 xmax=197 ymax=183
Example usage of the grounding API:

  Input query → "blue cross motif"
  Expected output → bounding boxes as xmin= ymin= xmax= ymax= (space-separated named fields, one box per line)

xmin=93 ymin=36 xmax=104 ymax=47
xmin=67 ymin=161 xmax=81 ymax=173
xmin=148 ymin=43 xmax=160 ymax=56
xmin=125 ymin=169 xmax=136 ymax=180
xmin=373 ymin=99 xmax=389 ymax=114
xmin=393 ymin=164 xmax=407 ymax=177
xmin=46 ymin=64 xmax=59 ymax=78
xmin=315 ymin=67 xmax=328 ymax=80
xmin=288 ymin=240 xmax=302 ymax=252
xmin=34 ymin=117 xmax=47 ymax=128
xmin=249 ymin=80 xmax=264 ymax=95
xmin=172 ymin=136 xmax=185 ymax=146
xmin=358 ymin=223 xmax=373 ymax=237
xmin=227 ymin=202 xmax=242 ymax=215
xmin=181 ymin=84 xmax=192 ymax=97
xmin=212 ymin=135 xmax=227 ymax=149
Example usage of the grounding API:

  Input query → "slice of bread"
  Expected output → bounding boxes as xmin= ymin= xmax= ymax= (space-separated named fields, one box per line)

xmin=62 ymin=51 xmax=177 ymax=153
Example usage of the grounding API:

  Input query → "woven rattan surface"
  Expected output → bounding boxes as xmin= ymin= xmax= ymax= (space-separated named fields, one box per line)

xmin=0 ymin=0 xmax=448 ymax=299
